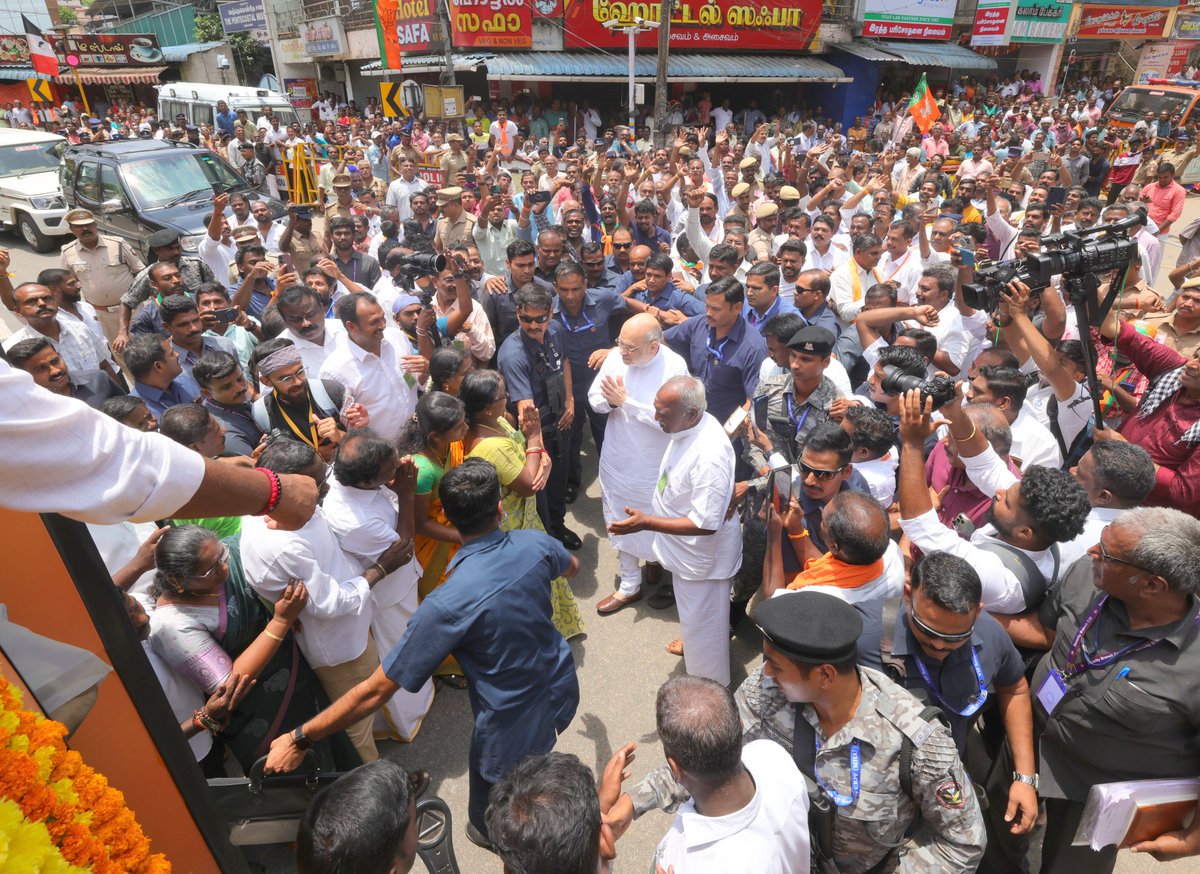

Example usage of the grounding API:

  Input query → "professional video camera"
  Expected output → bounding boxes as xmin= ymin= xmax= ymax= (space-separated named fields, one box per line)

xmin=384 ymin=251 xmax=446 ymax=307
xmin=962 ymin=209 xmax=1145 ymax=312
xmin=880 ymin=366 xmax=958 ymax=411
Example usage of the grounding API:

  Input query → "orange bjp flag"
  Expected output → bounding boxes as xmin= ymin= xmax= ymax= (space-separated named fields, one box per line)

xmin=908 ymin=73 xmax=941 ymax=136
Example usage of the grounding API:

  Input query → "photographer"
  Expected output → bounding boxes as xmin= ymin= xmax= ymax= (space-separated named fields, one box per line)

xmin=898 ymin=384 xmax=1091 ymax=615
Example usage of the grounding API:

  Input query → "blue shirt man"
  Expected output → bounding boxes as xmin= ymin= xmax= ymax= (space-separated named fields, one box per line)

xmin=663 ymin=280 xmax=768 ymax=423
xmin=498 ymin=317 xmax=569 ymax=428
xmin=553 ymin=287 xmax=625 ymax=377
xmin=744 ymin=290 xmax=799 ymax=333
xmin=215 ymin=105 xmax=238 ymax=137
xmin=630 ymin=280 xmax=704 ymax=318
xmin=132 ymin=372 xmax=200 ymax=418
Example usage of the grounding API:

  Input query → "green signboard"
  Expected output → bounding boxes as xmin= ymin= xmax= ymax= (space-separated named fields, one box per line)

xmin=1010 ymin=0 xmax=1069 ymax=44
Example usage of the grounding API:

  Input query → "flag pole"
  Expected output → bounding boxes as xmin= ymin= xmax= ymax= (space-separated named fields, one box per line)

xmin=71 ymin=66 xmax=91 ymax=117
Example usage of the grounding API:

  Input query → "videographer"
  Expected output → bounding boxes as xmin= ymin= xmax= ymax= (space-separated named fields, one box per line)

xmin=898 ymin=384 xmax=1091 ymax=615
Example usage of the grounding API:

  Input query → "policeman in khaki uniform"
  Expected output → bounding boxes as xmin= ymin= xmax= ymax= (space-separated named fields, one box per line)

xmin=60 ymin=209 xmax=145 ymax=349
xmin=433 ymin=187 xmax=476 ymax=253
xmin=617 ymin=592 xmax=986 ymax=873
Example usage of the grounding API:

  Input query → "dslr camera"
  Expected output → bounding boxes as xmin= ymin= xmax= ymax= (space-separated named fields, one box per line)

xmin=880 ymin=366 xmax=957 ymax=411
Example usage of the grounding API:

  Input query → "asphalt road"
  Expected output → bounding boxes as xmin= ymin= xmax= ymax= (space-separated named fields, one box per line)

xmin=4 ymin=220 xmax=1199 ymax=873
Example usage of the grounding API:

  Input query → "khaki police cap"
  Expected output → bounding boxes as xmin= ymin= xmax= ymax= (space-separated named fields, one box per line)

xmin=755 ymin=201 xmax=779 ymax=219
xmin=65 ymin=208 xmax=96 ymax=227
xmin=739 ymin=157 xmax=759 ymax=170
xmin=731 ymin=182 xmax=752 ymax=198
xmin=447 ymin=133 xmax=464 ymax=142
xmin=232 ymin=224 xmax=259 ymax=242
xmin=437 ymin=187 xmax=463 ymax=204
xmin=332 ymin=173 xmax=352 ymax=188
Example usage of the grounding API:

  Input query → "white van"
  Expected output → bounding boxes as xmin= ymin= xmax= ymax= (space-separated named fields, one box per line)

xmin=157 ymin=83 xmax=300 ymax=132
xmin=0 ymin=128 xmax=69 ymax=251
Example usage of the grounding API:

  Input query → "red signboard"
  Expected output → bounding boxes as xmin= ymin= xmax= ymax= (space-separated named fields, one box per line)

xmin=971 ymin=0 xmax=1016 ymax=46
xmin=376 ymin=0 xmax=434 ymax=68
xmin=1076 ymin=4 xmax=1171 ymax=39
xmin=562 ymin=0 xmax=821 ymax=52
xmin=448 ymin=0 xmax=532 ymax=48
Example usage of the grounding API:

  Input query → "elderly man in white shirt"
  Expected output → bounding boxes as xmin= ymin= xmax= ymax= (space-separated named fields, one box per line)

xmin=608 ymin=375 xmax=741 ymax=685
xmin=828 ymin=233 xmax=885 ymax=327
xmin=276 ymin=285 xmax=347 ymax=375
xmin=907 ymin=265 xmax=968 ymax=377
xmin=322 ymin=432 xmax=433 ymax=741
xmin=319 ymin=292 xmax=423 ymax=444
xmin=649 ymin=676 xmax=810 ymax=873
xmin=590 ymin=314 xmax=689 ymax=613
xmin=242 ymin=440 xmax=416 ymax=763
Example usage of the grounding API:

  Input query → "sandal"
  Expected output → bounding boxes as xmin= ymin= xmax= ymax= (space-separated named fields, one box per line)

xmin=437 ymin=674 xmax=469 ymax=690
xmin=666 ymin=638 xmax=684 ymax=656
xmin=409 ymin=769 xmax=431 ymax=798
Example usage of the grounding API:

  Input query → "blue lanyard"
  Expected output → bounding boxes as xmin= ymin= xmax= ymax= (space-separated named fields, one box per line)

xmin=814 ymin=737 xmax=861 ymax=807
xmin=706 ymin=330 xmax=732 ymax=364
xmin=785 ymin=393 xmax=811 ymax=432
xmin=913 ymin=647 xmax=989 ymax=718
xmin=559 ymin=307 xmax=594 ymax=333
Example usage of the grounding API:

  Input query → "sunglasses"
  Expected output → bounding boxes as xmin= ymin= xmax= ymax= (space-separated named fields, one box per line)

xmin=518 ymin=313 xmax=549 ymax=324
xmin=799 ymin=461 xmax=845 ymax=482
xmin=612 ymin=242 xmax=633 ymax=249
xmin=909 ymin=599 xmax=974 ymax=642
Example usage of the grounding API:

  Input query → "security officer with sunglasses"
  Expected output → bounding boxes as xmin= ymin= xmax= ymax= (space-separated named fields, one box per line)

xmin=498 ymin=281 xmax=581 ymax=550
xmin=616 ymin=592 xmax=986 ymax=873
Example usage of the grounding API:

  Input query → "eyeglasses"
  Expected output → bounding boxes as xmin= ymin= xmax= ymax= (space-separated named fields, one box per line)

xmin=273 ymin=366 xmax=307 ymax=386
xmin=518 ymin=313 xmax=549 ymax=324
xmin=493 ymin=391 xmax=510 ymax=403
xmin=909 ymin=598 xmax=975 ymax=642
xmin=799 ymin=461 xmax=845 ymax=482
xmin=612 ymin=242 xmax=633 ymax=249
xmin=191 ymin=544 xmax=230 ymax=580
xmin=1097 ymin=532 xmax=1141 ymax=570
xmin=616 ymin=340 xmax=648 ymax=354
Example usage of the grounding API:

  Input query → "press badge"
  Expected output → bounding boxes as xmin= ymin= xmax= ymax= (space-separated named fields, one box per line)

xmin=1037 ymin=669 xmax=1068 ymax=714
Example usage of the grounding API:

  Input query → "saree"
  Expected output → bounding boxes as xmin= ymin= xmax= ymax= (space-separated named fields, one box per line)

xmin=414 ymin=442 xmax=465 ymax=675
xmin=467 ymin=420 xmax=584 ymax=640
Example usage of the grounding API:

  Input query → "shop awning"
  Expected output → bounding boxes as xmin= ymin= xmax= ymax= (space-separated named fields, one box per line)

xmin=826 ymin=41 xmax=902 ymax=62
xmin=0 ymin=67 xmax=49 ymax=82
xmin=54 ymin=67 xmax=167 ymax=85
xmin=362 ymin=51 xmax=848 ymax=82
xmin=359 ymin=55 xmax=490 ymax=76
xmin=867 ymin=40 xmax=998 ymax=71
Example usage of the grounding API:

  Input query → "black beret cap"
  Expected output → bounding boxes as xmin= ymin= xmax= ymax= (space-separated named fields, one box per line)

xmin=786 ymin=325 xmax=835 ymax=357
xmin=754 ymin=591 xmax=862 ymax=665
xmin=147 ymin=229 xmax=182 ymax=248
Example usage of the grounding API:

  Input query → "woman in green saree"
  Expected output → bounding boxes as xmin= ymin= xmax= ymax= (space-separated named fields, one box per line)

xmin=460 ymin=369 xmax=584 ymax=639
xmin=148 ymin=525 xmax=361 ymax=773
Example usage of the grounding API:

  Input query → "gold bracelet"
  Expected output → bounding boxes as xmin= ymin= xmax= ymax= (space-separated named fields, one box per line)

xmin=950 ymin=422 xmax=977 ymax=442
xmin=264 ymin=629 xmax=285 ymax=642
xmin=371 ymin=561 xmax=386 ymax=577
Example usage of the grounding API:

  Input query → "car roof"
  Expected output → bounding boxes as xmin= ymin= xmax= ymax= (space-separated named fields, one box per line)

xmin=0 ymin=128 xmax=66 ymax=146
xmin=64 ymin=139 xmax=206 ymax=160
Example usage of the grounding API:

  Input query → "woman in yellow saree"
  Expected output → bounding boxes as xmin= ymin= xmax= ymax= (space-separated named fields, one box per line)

xmin=398 ymin=391 xmax=469 ymax=682
xmin=459 ymin=370 xmax=584 ymax=639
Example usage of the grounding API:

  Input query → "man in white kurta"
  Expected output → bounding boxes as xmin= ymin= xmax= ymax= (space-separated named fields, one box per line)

xmin=589 ymin=314 xmax=689 ymax=610
xmin=608 ymin=375 xmax=742 ymax=685
xmin=322 ymin=435 xmax=433 ymax=742
xmin=827 ymin=236 xmax=885 ymax=327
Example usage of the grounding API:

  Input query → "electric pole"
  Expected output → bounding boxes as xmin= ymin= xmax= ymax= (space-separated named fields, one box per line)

xmin=653 ymin=0 xmax=671 ymax=147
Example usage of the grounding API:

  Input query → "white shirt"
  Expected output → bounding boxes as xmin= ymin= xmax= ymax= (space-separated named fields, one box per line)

xmin=801 ymin=243 xmax=849 ymax=276
xmin=4 ymin=313 xmax=113 ymax=374
xmin=1058 ymin=505 xmax=1120 ymax=570
xmin=59 ymin=299 xmax=107 ymax=344
xmin=654 ymin=739 xmax=811 ymax=874
xmin=385 ymin=175 xmax=428 ymax=222
xmin=1009 ymin=405 xmax=1063 ymax=471
xmin=281 ymin=320 xmax=346 ymax=377
xmin=900 ymin=445 xmax=1060 ymax=613
xmin=909 ymin=301 xmax=968 ymax=376
xmin=828 ymin=259 xmax=882 ymax=325
xmin=855 ymin=450 xmax=899 ymax=507
xmin=878 ymin=248 xmax=923 ymax=304
xmin=651 ymin=413 xmax=742 ymax=581
xmin=319 ymin=333 xmax=420 ymax=443
xmin=0 ymin=361 xmax=206 ymax=523
xmin=198 ymin=235 xmax=237 ymax=284
xmin=240 ymin=510 xmax=373 ymax=668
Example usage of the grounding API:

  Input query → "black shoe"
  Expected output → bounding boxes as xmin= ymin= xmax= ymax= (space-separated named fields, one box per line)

xmin=647 ymin=582 xmax=676 ymax=609
xmin=466 ymin=821 xmax=495 ymax=853
xmin=565 ymin=483 xmax=579 ymax=504
xmin=555 ymin=526 xmax=583 ymax=550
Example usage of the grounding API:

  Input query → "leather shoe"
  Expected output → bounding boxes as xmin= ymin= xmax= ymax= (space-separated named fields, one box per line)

xmin=555 ymin=526 xmax=582 ymax=550
xmin=597 ymin=590 xmax=642 ymax=615
xmin=643 ymin=562 xmax=664 ymax=586
xmin=647 ymin=582 xmax=676 ymax=609
xmin=565 ymin=483 xmax=579 ymax=504
xmin=466 ymin=821 xmax=495 ymax=853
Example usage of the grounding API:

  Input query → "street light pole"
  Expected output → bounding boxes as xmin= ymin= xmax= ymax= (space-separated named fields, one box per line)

xmin=603 ymin=17 xmax=657 ymax=134
xmin=653 ymin=0 xmax=671 ymax=147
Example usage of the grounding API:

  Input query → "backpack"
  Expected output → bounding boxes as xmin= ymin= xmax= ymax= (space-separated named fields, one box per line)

xmin=251 ymin=379 xmax=337 ymax=433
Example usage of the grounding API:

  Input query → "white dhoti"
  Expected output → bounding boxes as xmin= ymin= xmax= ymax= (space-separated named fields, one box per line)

xmin=370 ymin=560 xmax=434 ymax=740
xmin=675 ymin=576 xmax=734 ymax=685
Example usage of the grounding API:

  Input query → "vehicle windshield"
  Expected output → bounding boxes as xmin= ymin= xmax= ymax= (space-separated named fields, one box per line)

xmin=0 ymin=140 xmax=66 ymax=178
xmin=119 ymin=151 xmax=245 ymax=209
xmin=1107 ymin=88 xmax=1193 ymax=120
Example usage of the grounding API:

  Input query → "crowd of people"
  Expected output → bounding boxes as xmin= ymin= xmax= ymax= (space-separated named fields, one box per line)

xmin=4 ymin=67 xmax=1200 ymax=873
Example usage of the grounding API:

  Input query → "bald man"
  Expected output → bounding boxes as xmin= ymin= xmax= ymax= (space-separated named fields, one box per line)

xmin=590 ymin=314 xmax=689 ymax=613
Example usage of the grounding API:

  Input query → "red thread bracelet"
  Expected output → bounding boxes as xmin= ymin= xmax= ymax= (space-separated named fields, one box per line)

xmin=256 ymin=467 xmax=283 ymax=515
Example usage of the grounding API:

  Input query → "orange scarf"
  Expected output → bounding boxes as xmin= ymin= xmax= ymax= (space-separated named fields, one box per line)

xmin=786 ymin=552 xmax=885 ymax=590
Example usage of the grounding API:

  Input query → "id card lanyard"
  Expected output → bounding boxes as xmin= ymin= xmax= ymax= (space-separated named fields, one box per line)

xmin=815 ymin=737 xmax=861 ymax=807
xmin=914 ymin=648 xmax=989 ymax=717
xmin=1062 ymin=595 xmax=1163 ymax=680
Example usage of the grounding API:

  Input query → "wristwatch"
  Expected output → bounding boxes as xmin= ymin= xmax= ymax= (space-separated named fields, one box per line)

xmin=1012 ymin=771 xmax=1039 ymax=790
xmin=291 ymin=725 xmax=314 ymax=751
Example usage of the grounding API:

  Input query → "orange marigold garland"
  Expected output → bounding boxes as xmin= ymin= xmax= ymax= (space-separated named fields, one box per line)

xmin=0 ymin=676 xmax=171 ymax=872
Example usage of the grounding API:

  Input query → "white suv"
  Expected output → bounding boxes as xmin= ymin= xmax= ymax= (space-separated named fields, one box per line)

xmin=0 ymin=129 xmax=69 ymax=252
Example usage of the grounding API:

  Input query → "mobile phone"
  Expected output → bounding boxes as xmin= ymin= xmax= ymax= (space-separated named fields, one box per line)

xmin=957 ymin=245 xmax=975 ymax=268
xmin=211 ymin=181 xmax=223 ymax=196
xmin=772 ymin=468 xmax=792 ymax=513
xmin=463 ymin=173 xmax=476 ymax=183
xmin=723 ymin=406 xmax=748 ymax=436
xmin=490 ymin=184 xmax=501 ymax=196
xmin=213 ymin=307 xmax=239 ymax=324
xmin=1047 ymin=186 xmax=1067 ymax=207
xmin=529 ymin=191 xmax=552 ymax=205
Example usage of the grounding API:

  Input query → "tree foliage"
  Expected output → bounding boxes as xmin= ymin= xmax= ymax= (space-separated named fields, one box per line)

xmin=194 ymin=11 xmax=267 ymax=86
